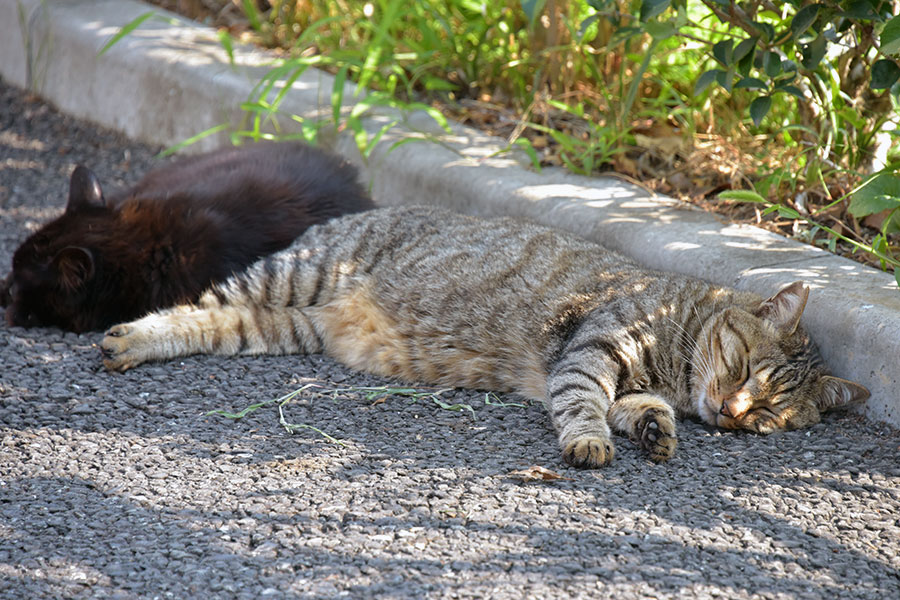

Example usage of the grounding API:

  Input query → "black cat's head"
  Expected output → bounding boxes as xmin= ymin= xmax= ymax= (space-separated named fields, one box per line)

xmin=2 ymin=166 xmax=109 ymax=332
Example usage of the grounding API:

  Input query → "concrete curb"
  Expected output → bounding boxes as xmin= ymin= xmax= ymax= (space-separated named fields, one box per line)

xmin=2 ymin=0 xmax=898 ymax=426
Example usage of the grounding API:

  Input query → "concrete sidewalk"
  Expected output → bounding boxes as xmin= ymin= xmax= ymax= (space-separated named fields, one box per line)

xmin=1 ymin=0 xmax=897 ymax=426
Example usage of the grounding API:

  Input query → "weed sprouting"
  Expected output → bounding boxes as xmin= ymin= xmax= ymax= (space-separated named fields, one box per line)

xmin=206 ymin=383 xmax=529 ymax=445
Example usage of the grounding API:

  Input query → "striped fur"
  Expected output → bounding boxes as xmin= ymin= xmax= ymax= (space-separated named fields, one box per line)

xmin=101 ymin=206 xmax=869 ymax=468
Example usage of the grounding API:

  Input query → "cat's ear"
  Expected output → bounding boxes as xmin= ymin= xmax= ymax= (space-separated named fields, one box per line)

xmin=53 ymin=246 xmax=95 ymax=291
xmin=66 ymin=166 xmax=105 ymax=213
xmin=754 ymin=281 xmax=809 ymax=334
xmin=818 ymin=375 xmax=870 ymax=411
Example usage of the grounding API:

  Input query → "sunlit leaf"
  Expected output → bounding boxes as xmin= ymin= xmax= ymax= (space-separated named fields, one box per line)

xmin=881 ymin=14 xmax=900 ymax=56
xmin=507 ymin=466 xmax=572 ymax=482
xmin=718 ymin=189 xmax=767 ymax=203
xmin=849 ymin=174 xmax=900 ymax=217
xmin=791 ymin=4 xmax=821 ymax=39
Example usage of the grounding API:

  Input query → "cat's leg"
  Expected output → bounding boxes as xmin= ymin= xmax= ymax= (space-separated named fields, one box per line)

xmin=607 ymin=394 xmax=677 ymax=462
xmin=101 ymin=303 xmax=322 ymax=371
xmin=546 ymin=354 xmax=620 ymax=468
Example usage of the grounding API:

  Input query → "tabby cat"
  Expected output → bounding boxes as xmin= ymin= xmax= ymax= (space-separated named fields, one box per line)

xmin=1 ymin=141 xmax=373 ymax=332
xmin=100 ymin=206 xmax=869 ymax=467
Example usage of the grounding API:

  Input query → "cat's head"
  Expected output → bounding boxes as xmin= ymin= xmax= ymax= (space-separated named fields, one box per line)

xmin=2 ymin=166 xmax=108 ymax=332
xmin=691 ymin=281 xmax=869 ymax=433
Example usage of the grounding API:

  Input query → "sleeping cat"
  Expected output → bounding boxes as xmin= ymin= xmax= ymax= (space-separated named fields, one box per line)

xmin=100 ymin=206 xmax=869 ymax=467
xmin=1 ymin=141 xmax=374 ymax=332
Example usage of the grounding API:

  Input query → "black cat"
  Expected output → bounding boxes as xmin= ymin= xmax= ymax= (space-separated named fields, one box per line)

xmin=1 ymin=141 xmax=374 ymax=332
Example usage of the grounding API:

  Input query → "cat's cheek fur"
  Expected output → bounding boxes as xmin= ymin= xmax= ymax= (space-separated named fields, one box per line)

xmin=693 ymin=386 xmax=719 ymax=427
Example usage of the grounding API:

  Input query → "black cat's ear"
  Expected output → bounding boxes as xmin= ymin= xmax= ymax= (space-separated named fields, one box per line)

xmin=66 ymin=166 xmax=105 ymax=213
xmin=53 ymin=246 xmax=95 ymax=291
xmin=818 ymin=375 xmax=870 ymax=411
xmin=754 ymin=281 xmax=809 ymax=334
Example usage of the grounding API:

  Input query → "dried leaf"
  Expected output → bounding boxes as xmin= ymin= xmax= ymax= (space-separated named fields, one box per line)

xmin=506 ymin=465 xmax=572 ymax=482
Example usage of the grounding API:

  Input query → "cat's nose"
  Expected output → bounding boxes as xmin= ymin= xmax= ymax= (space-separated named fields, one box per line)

xmin=720 ymin=394 xmax=752 ymax=419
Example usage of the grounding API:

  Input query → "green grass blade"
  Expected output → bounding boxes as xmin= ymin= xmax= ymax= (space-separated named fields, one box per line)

xmin=157 ymin=123 xmax=230 ymax=157
xmin=356 ymin=0 xmax=403 ymax=92
xmin=98 ymin=11 xmax=156 ymax=56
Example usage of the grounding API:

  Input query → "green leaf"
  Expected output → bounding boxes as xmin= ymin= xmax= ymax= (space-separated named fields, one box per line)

xmin=513 ymin=137 xmax=542 ymax=171
xmin=849 ymin=173 xmax=900 ymax=218
xmin=713 ymin=40 xmax=733 ymax=67
xmin=755 ymin=22 xmax=775 ymax=43
xmin=521 ymin=0 xmax=546 ymax=23
xmin=694 ymin=69 xmax=720 ymax=95
xmin=735 ymin=77 xmax=767 ymax=90
xmin=520 ymin=0 xmax=545 ymax=23
xmin=643 ymin=20 xmax=677 ymax=40
xmin=791 ymin=4 xmax=821 ymax=40
xmin=217 ymin=30 xmax=235 ymax=67
xmin=776 ymin=84 xmax=805 ymax=99
xmin=714 ymin=67 xmax=735 ymax=93
xmin=718 ymin=189 xmax=767 ymax=203
xmin=840 ymin=0 xmax=877 ymax=20
xmin=734 ymin=38 xmax=757 ymax=77
xmin=776 ymin=205 xmax=801 ymax=219
xmin=98 ymin=11 xmax=156 ymax=56
xmin=640 ymin=0 xmax=671 ymax=22
xmin=749 ymin=95 xmax=772 ymax=126
xmin=242 ymin=0 xmax=262 ymax=31
xmin=801 ymin=35 xmax=827 ymax=70
xmin=578 ymin=13 xmax=601 ymax=39
xmin=881 ymin=15 xmax=900 ymax=56
xmin=357 ymin=0 xmax=403 ymax=92
xmin=423 ymin=77 xmax=458 ymax=92
xmin=331 ymin=64 xmax=349 ymax=124
xmin=733 ymin=37 xmax=757 ymax=63
xmin=763 ymin=51 xmax=782 ymax=78
xmin=871 ymin=59 xmax=900 ymax=89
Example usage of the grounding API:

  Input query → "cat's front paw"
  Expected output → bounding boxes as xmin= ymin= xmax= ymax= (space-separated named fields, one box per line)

xmin=636 ymin=408 xmax=677 ymax=462
xmin=101 ymin=323 xmax=149 ymax=372
xmin=562 ymin=437 xmax=615 ymax=468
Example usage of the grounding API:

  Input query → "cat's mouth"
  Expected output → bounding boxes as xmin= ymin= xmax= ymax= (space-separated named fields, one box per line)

xmin=696 ymin=386 xmax=778 ymax=431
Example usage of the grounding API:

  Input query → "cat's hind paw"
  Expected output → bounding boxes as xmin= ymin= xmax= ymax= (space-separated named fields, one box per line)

xmin=101 ymin=323 xmax=150 ymax=372
xmin=562 ymin=437 xmax=615 ymax=468
xmin=637 ymin=407 xmax=677 ymax=462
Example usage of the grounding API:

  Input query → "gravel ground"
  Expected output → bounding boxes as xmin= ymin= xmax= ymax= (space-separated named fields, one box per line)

xmin=1 ymin=77 xmax=899 ymax=600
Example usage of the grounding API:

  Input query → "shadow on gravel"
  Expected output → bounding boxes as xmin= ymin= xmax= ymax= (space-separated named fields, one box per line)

xmin=2 ymin=463 xmax=897 ymax=598
xmin=2 ymin=331 xmax=899 ymax=596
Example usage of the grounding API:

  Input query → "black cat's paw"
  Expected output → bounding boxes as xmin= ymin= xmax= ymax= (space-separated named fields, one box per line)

xmin=562 ymin=437 xmax=615 ymax=468
xmin=636 ymin=408 xmax=677 ymax=462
